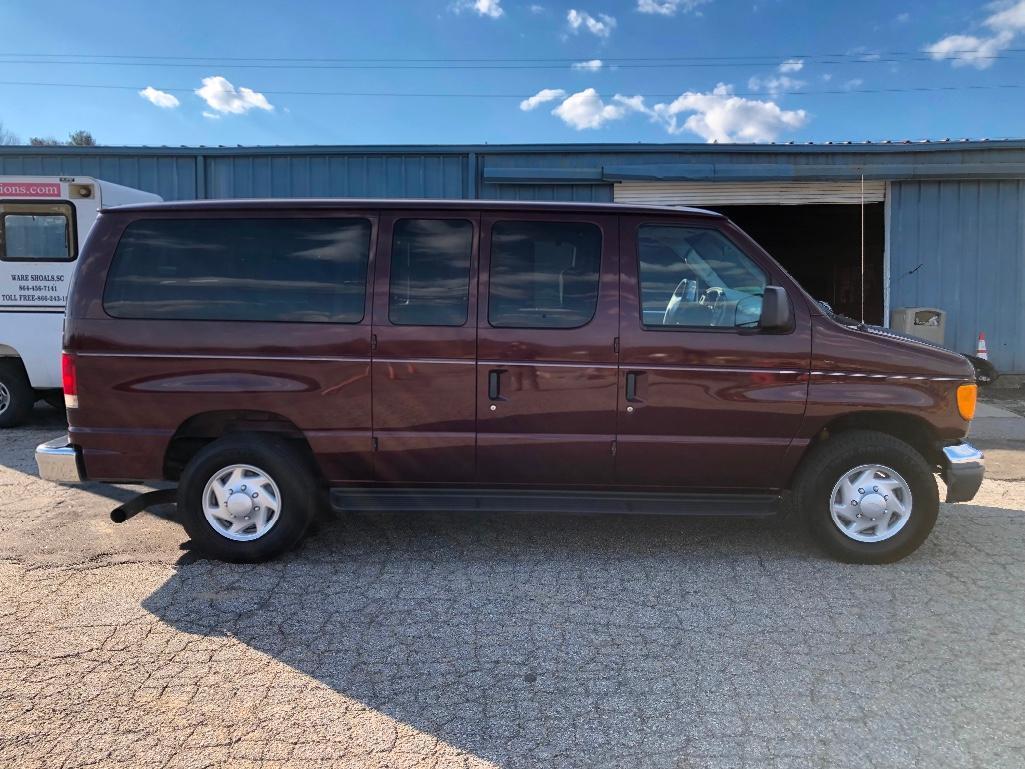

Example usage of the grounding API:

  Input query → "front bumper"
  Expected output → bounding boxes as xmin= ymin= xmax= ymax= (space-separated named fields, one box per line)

xmin=941 ymin=441 xmax=985 ymax=503
xmin=35 ymin=435 xmax=86 ymax=483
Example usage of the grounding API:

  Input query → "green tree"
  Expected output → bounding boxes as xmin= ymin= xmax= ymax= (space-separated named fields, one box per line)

xmin=28 ymin=130 xmax=98 ymax=146
xmin=68 ymin=130 xmax=96 ymax=146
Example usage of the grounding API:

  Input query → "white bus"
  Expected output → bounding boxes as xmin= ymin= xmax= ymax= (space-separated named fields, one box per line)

xmin=0 ymin=176 xmax=161 ymax=426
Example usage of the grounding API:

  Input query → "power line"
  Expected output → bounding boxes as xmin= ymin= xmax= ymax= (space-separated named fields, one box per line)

xmin=0 ymin=56 xmax=1020 ymax=70
xmin=0 ymin=79 xmax=1023 ymax=99
xmin=1 ymin=49 xmax=1024 ymax=63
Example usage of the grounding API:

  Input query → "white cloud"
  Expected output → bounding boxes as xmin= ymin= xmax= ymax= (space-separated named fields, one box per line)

xmin=572 ymin=59 xmax=604 ymax=71
xmin=926 ymin=0 xmax=1025 ymax=69
xmin=138 ymin=86 xmax=180 ymax=109
xmin=530 ymin=3 xmax=545 ymax=11
xmin=638 ymin=83 xmax=807 ymax=142
xmin=894 ymin=11 xmax=910 ymax=23
xmin=821 ymin=73 xmax=833 ymax=82
xmin=526 ymin=81 xmax=807 ymax=141
xmin=552 ymin=88 xmax=628 ymax=129
xmin=987 ymin=0 xmax=1025 ymax=31
xmin=843 ymin=78 xmax=865 ymax=90
xmin=747 ymin=74 xmax=805 ymax=97
xmin=778 ymin=58 xmax=804 ymax=73
xmin=452 ymin=0 xmax=504 ymax=18
xmin=636 ymin=0 xmax=708 ymax=14
xmin=520 ymin=88 xmax=568 ymax=111
xmin=926 ymin=30 xmax=1014 ymax=68
xmin=567 ymin=9 xmax=617 ymax=37
xmin=195 ymin=76 xmax=273 ymax=115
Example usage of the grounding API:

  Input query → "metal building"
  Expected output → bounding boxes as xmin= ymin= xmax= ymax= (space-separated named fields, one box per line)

xmin=2 ymin=140 xmax=1023 ymax=372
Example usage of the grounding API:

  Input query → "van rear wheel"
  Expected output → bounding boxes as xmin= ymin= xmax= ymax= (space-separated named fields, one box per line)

xmin=178 ymin=434 xmax=318 ymax=562
xmin=793 ymin=430 xmax=939 ymax=564
xmin=0 ymin=360 xmax=34 ymax=428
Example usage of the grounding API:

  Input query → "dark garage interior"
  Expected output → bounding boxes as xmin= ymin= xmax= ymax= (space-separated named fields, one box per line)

xmin=712 ymin=203 xmax=885 ymax=325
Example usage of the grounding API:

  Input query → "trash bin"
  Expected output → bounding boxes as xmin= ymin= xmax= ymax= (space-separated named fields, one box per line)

xmin=889 ymin=307 xmax=946 ymax=345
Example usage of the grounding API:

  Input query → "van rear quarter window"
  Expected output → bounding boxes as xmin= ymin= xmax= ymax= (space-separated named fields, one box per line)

xmin=488 ymin=220 xmax=601 ymax=329
xmin=103 ymin=218 xmax=372 ymax=323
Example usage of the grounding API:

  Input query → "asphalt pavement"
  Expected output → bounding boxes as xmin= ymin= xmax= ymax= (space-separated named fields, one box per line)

xmin=1 ymin=403 xmax=1024 ymax=768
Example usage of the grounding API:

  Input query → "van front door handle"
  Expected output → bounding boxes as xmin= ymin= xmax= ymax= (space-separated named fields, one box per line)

xmin=488 ymin=369 xmax=506 ymax=401
xmin=625 ymin=371 xmax=642 ymax=402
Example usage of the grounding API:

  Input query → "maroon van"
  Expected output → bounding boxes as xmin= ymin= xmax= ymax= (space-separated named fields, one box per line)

xmin=35 ymin=199 xmax=983 ymax=563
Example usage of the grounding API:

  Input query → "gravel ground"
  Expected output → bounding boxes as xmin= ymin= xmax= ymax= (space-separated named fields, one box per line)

xmin=2 ymin=405 xmax=1024 ymax=769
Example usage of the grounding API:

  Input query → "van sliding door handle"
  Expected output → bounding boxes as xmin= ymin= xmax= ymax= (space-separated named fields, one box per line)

xmin=488 ymin=369 xmax=506 ymax=400
xmin=625 ymin=371 xmax=641 ymax=402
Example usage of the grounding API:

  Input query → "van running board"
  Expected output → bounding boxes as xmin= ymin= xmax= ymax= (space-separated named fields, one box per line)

xmin=329 ymin=488 xmax=781 ymax=517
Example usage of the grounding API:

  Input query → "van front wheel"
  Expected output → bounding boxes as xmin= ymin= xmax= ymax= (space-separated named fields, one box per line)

xmin=0 ymin=360 xmax=34 ymax=428
xmin=793 ymin=430 xmax=939 ymax=564
xmin=178 ymin=434 xmax=317 ymax=562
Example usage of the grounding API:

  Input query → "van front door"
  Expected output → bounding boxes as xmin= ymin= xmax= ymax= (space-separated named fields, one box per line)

xmin=476 ymin=212 xmax=619 ymax=486
xmin=371 ymin=212 xmax=479 ymax=483
xmin=616 ymin=216 xmax=811 ymax=489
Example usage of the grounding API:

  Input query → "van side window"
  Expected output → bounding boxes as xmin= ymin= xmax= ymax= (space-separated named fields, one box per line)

xmin=0 ymin=202 xmax=76 ymax=262
xmin=103 ymin=218 xmax=372 ymax=323
xmin=389 ymin=219 xmax=473 ymax=327
xmin=638 ymin=225 xmax=767 ymax=329
xmin=488 ymin=220 xmax=601 ymax=329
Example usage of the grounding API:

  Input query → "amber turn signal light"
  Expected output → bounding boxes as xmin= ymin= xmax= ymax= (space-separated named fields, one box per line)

xmin=957 ymin=384 xmax=978 ymax=421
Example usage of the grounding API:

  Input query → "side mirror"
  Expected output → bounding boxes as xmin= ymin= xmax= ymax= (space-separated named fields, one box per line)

xmin=759 ymin=286 xmax=793 ymax=331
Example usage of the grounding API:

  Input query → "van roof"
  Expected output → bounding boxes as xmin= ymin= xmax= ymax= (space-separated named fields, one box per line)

xmin=103 ymin=197 xmax=723 ymax=218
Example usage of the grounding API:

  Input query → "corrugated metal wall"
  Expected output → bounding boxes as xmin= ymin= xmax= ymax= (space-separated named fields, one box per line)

xmin=2 ymin=144 xmax=1024 ymax=371
xmin=890 ymin=180 xmax=1025 ymax=371
xmin=0 ymin=152 xmax=197 ymax=201
xmin=205 ymin=154 xmax=466 ymax=199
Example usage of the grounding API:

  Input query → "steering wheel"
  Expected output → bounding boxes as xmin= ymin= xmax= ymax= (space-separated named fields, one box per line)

xmin=699 ymin=286 xmax=728 ymax=325
xmin=662 ymin=277 xmax=693 ymax=325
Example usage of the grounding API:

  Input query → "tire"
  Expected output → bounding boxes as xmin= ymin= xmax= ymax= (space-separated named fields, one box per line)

xmin=0 ymin=360 xmax=34 ymax=428
xmin=178 ymin=433 xmax=318 ymax=562
xmin=793 ymin=430 xmax=939 ymax=564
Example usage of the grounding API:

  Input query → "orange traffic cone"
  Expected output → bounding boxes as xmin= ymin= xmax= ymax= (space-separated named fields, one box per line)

xmin=976 ymin=332 xmax=989 ymax=361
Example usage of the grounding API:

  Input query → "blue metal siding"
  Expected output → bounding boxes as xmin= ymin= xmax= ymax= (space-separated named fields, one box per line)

xmin=0 ymin=153 xmax=197 ymax=200
xmin=205 ymin=154 xmax=466 ymax=199
xmin=3 ymin=142 xmax=1023 ymax=371
xmin=478 ymin=181 xmax=613 ymax=202
xmin=890 ymin=180 xmax=1025 ymax=372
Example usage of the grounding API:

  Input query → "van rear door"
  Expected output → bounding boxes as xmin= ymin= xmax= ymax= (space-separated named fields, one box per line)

xmin=475 ymin=211 xmax=620 ymax=486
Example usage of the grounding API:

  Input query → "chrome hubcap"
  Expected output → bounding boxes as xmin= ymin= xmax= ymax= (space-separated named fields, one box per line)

xmin=830 ymin=464 xmax=913 ymax=543
xmin=202 ymin=464 xmax=281 ymax=542
xmin=0 ymin=383 xmax=9 ymax=415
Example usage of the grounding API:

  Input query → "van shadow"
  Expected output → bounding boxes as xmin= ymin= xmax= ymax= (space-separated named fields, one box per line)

xmin=139 ymin=509 xmax=909 ymax=767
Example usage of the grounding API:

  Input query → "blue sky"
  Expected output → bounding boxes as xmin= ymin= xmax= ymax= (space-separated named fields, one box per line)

xmin=1 ymin=0 xmax=1023 ymax=145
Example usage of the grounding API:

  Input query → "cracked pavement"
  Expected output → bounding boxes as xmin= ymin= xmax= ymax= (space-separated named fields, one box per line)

xmin=2 ymin=405 xmax=1025 ymax=768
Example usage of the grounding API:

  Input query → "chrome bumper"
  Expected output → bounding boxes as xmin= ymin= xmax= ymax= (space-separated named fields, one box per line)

xmin=941 ymin=441 xmax=984 ymax=503
xmin=35 ymin=435 xmax=85 ymax=483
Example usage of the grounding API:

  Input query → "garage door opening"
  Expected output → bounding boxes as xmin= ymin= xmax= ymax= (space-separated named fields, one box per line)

xmin=710 ymin=204 xmax=885 ymax=325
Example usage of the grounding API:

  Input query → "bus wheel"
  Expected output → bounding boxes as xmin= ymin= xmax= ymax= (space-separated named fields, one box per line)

xmin=0 ymin=360 xmax=34 ymax=428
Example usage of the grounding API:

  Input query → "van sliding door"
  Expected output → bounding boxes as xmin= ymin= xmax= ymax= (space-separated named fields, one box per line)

xmin=475 ymin=212 xmax=620 ymax=486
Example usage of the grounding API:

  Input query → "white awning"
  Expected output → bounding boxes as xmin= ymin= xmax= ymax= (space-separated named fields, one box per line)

xmin=614 ymin=180 xmax=886 ymax=206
